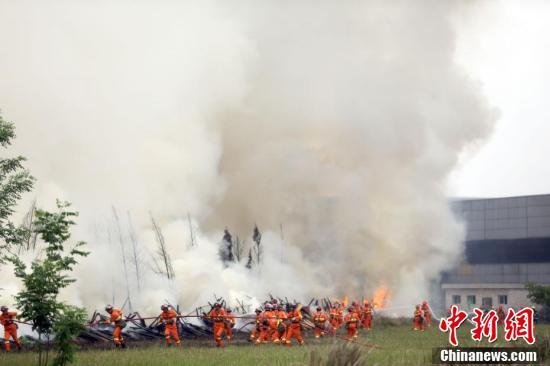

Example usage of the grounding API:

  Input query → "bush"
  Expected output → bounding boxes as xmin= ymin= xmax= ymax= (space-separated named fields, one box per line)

xmin=52 ymin=305 xmax=87 ymax=366
xmin=310 ymin=343 xmax=366 ymax=366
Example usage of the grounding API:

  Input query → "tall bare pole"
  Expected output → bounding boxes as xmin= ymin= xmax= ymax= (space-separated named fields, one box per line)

xmin=150 ymin=212 xmax=175 ymax=280
xmin=127 ymin=211 xmax=141 ymax=292
xmin=18 ymin=200 xmax=37 ymax=253
xmin=112 ymin=207 xmax=132 ymax=311
xmin=187 ymin=213 xmax=196 ymax=248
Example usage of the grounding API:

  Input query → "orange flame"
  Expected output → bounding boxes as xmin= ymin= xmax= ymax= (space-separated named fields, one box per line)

xmin=371 ymin=286 xmax=390 ymax=309
xmin=342 ymin=295 xmax=349 ymax=307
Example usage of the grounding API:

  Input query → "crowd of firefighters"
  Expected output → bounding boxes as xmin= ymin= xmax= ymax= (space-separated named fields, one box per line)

xmin=0 ymin=299 xmax=436 ymax=351
xmin=98 ymin=298 xmax=434 ymax=349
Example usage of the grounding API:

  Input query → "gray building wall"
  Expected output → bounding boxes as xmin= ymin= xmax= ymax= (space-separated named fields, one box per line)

xmin=451 ymin=194 xmax=550 ymax=240
xmin=442 ymin=263 xmax=550 ymax=284
xmin=442 ymin=284 xmax=530 ymax=311
xmin=442 ymin=194 xmax=550 ymax=309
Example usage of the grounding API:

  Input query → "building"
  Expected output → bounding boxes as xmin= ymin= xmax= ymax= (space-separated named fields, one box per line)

xmin=441 ymin=194 xmax=550 ymax=310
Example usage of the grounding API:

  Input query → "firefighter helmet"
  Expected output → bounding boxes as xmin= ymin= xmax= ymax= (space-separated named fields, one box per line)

xmin=105 ymin=305 xmax=113 ymax=313
xmin=0 ymin=306 xmax=7 ymax=312
xmin=161 ymin=304 xmax=169 ymax=311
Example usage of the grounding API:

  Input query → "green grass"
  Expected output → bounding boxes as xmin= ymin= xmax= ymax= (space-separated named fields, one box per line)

xmin=2 ymin=324 xmax=549 ymax=366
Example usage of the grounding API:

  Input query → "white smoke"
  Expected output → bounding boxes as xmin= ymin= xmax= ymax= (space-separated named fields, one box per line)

xmin=0 ymin=0 xmax=496 ymax=314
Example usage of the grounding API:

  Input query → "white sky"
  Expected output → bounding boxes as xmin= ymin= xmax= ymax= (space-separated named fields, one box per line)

xmin=450 ymin=1 xmax=550 ymax=198
xmin=0 ymin=1 xmax=548 ymax=201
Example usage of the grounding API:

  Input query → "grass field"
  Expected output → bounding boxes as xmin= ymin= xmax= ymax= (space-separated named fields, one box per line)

xmin=2 ymin=323 xmax=549 ymax=366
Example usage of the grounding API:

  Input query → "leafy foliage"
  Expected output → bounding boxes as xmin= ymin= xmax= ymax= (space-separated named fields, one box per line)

xmin=525 ymin=283 xmax=550 ymax=306
xmin=0 ymin=113 xmax=34 ymax=256
xmin=7 ymin=201 xmax=88 ymax=365
xmin=52 ymin=305 xmax=87 ymax=366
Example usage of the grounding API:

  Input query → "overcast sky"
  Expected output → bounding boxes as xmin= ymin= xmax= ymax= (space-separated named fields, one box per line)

xmin=450 ymin=1 xmax=550 ymax=198
xmin=0 ymin=1 xmax=548 ymax=201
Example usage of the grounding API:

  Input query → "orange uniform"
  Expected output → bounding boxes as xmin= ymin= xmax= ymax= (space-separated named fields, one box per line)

xmin=207 ymin=307 xmax=227 ymax=347
xmin=362 ymin=302 xmax=373 ymax=330
xmin=250 ymin=310 xmax=263 ymax=341
xmin=224 ymin=311 xmax=236 ymax=340
xmin=344 ymin=310 xmax=360 ymax=340
xmin=160 ymin=308 xmax=180 ymax=346
xmin=255 ymin=309 xmax=270 ymax=344
xmin=257 ymin=309 xmax=280 ymax=344
xmin=421 ymin=301 xmax=431 ymax=327
xmin=1 ymin=310 xmax=21 ymax=352
xmin=329 ymin=305 xmax=343 ymax=331
xmin=107 ymin=308 xmax=126 ymax=347
xmin=413 ymin=306 xmax=424 ymax=331
xmin=255 ymin=310 xmax=269 ymax=344
xmin=284 ymin=309 xmax=303 ymax=346
xmin=312 ymin=310 xmax=328 ymax=338
xmin=274 ymin=308 xmax=287 ymax=343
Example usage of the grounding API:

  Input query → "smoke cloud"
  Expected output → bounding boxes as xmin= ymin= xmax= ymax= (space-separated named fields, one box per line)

xmin=0 ymin=0 xmax=496 ymax=314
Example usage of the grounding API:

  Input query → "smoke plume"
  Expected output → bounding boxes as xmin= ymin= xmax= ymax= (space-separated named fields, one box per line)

xmin=0 ymin=0 xmax=496 ymax=314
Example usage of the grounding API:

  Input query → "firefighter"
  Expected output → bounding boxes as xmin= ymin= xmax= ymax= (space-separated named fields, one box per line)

xmin=336 ymin=303 xmax=344 ymax=328
xmin=344 ymin=306 xmax=360 ymax=340
xmin=205 ymin=303 xmax=227 ymax=347
xmin=329 ymin=302 xmax=343 ymax=332
xmin=284 ymin=304 xmax=304 ymax=346
xmin=312 ymin=306 xmax=328 ymax=338
xmin=497 ymin=305 xmax=506 ymax=325
xmin=250 ymin=308 xmax=263 ymax=342
xmin=362 ymin=300 xmax=373 ymax=330
xmin=225 ymin=308 xmax=236 ymax=341
xmin=413 ymin=305 xmax=424 ymax=331
xmin=160 ymin=304 xmax=180 ymax=346
xmin=352 ymin=301 xmax=362 ymax=315
xmin=104 ymin=305 xmax=126 ymax=348
xmin=265 ymin=304 xmax=281 ymax=344
xmin=421 ymin=301 xmax=431 ymax=327
xmin=255 ymin=303 xmax=272 ymax=344
xmin=1 ymin=306 xmax=21 ymax=352
xmin=274 ymin=304 xmax=287 ymax=343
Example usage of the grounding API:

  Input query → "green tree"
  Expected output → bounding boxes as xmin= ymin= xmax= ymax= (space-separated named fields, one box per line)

xmin=525 ymin=283 xmax=550 ymax=306
xmin=0 ymin=112 xmax=34 ymax=257
xmin=7 ymin=200 xmax=88 ymax=366
xmin=52 ymin=305 xmax=87 ymax=366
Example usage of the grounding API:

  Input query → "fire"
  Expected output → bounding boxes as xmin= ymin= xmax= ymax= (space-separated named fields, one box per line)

xmin=371 ymin=286 xmax=390 ymax=309
xmin=342 ymin=295 xmax=349 ymax=307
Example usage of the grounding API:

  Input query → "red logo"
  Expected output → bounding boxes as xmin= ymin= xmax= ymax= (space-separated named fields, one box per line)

xmin=471 ymin=308 xmax=498 ymax=343
xmin=439 ymin=305 xmax=468 ymax=346
xmin=439 ymin=306 xmax=536 ymax=346
xmin=504 ymin=307 xmax=535 ymax=345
